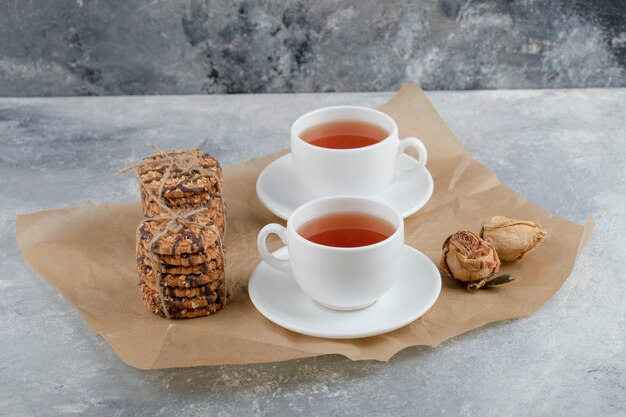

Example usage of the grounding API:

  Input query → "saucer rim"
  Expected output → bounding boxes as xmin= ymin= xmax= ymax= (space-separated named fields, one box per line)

xmin=256 ymin=153 xmax=434 ymax=221
xmin=248 ymin=245 xmax=442 ymax=339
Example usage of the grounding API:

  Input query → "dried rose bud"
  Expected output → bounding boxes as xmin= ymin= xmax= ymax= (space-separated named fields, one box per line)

xmin=481 ymin=216 xmax=547 ymax=261
xmin=440 ymin=230 xmax=502 ymax=290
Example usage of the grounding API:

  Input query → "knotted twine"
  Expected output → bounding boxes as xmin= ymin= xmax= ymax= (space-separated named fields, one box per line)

xmin=120 ymin=143 xmax=227 ymax=235
xmin=120 ymin=145 xmax=228 ymax=318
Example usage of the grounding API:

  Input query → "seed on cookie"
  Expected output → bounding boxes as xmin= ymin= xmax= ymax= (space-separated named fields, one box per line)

xmin=137 ymin=219 xmax=222 ymax=256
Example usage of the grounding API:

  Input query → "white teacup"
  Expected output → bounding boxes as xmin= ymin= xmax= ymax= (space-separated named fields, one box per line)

xmin=257 ymin=196 xmax=404 ymax=311
xmin=290 ymin=106 xmax=427 ymax=198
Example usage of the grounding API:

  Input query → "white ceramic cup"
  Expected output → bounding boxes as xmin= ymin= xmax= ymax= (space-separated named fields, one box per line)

xmin=290 ymin=106 xmax=428 ymax=198
xmin=257 ymin=196 xmax=404 ymax=311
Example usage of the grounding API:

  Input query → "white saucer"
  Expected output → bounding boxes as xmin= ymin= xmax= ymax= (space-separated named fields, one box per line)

xmin=248 ymin=245 xmax=442 ymax=339
xmin=256 ymin=154 xmax=434 ymax=220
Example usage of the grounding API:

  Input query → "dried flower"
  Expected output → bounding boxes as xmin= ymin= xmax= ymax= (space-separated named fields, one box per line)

xmin=481 ymin=216 xmax=547 ymax=261
xmin=440 ymin=230 xmax=509 ymax=289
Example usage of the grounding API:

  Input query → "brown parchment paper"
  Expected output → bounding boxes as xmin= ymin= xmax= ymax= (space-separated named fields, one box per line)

xmin=16 ymin=84 xmax=594 ymax=369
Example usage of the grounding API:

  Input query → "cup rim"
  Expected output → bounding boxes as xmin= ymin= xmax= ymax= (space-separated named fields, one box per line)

xmin=287 ymin=196 xmax=404 ymax=252
xmin=291 ymin=106 xmax=399 ymax=153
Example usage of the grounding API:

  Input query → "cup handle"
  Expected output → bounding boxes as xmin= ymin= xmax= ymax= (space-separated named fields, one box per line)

xmin=257 ymin=224 xmax=291 ymax=273
xmin=396 ymin=137 xmax=428 ymax=179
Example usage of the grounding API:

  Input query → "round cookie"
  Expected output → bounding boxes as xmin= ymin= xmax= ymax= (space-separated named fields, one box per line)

xmin=138 ymin=261 xmax=223 ymax=288
xmin=137 ymin=243 xmax=224 ymax=270
xmin=137 ymin=218 xmax=222 ymax=256
xmin=141 ymin=188 xmax=221 ymax=207
xmin=141 ymin=297 xmax=213 ymax=319
xmin=142 ymin=197 xmax=225 ymax=234
xmin=137 ymin=249 xmax=224 ymax=274
xmin=140 ymin=282 xmax=224 ymax=319
xmin=144 ymin=278 xmax=224 ymax=298
xmin=144 ymin=258 xmax=222 ymax=275
xmin=137 ymin=149 xmax=223 ymax=199
xmin=156 ymin=251 xmax=211 ymax=267
xmin=139 ymin=282 xmax=213 ymax=309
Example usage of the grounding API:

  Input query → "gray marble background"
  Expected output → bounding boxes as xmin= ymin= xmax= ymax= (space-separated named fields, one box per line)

xmin=0 ymin=0 xmax=625 ymax=97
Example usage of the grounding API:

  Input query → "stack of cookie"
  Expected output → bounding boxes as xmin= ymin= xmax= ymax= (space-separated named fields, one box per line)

xmin=132 ymin=147 xmax=227 ymax=319
xmin=137 ymin=149 xmax=226 ymax=235
xmin=137 ymin=217 xmax=225 ymax=319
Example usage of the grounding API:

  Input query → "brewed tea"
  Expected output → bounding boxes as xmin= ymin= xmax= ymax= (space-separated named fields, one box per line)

xmin=300 ymin=120 xmax=389 ymax=149
xmin=298 ymin=212 xmax=395 ymax=248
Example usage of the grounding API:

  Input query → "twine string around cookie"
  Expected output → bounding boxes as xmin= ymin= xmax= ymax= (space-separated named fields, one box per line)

xmin=119 ymin=144 xmax=227 ymax=235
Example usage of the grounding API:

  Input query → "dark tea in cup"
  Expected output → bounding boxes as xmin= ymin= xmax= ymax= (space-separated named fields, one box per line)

xmin=298 ymin=212 xmax=396 ymax=248
xmin=300 ymin=120 xmax=389 ymax=149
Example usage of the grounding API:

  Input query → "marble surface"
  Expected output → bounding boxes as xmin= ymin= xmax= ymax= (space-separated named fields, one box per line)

xmin=1 ymin=89 xmax=625 ymax=416
xmin=1 ymin=0 xmax=625 ymax=96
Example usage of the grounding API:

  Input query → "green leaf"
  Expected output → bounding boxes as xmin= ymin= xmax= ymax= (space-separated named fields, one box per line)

xmin=479 ymin=223 xmax=485 ymax=238
xmin=484 ymin=274 xmax=514 ymax=286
